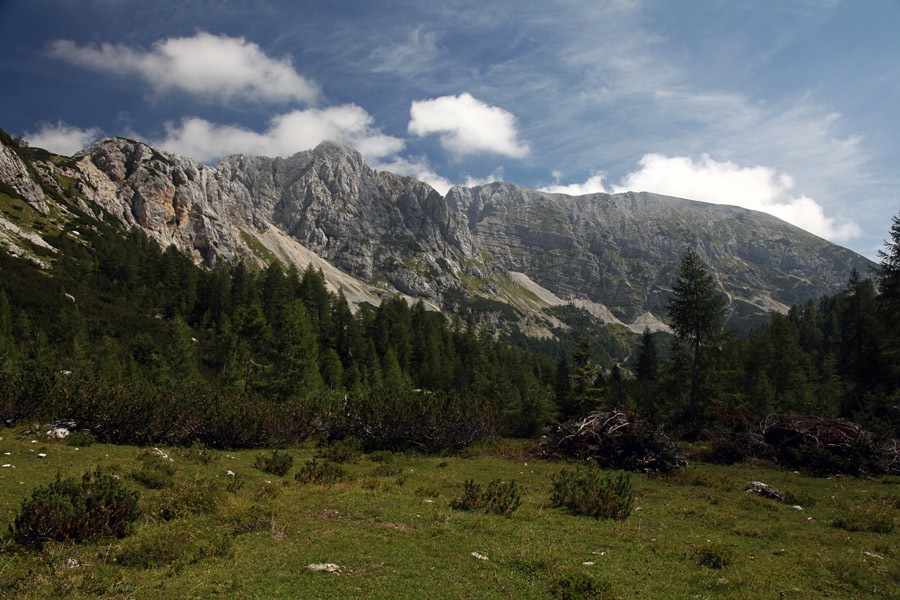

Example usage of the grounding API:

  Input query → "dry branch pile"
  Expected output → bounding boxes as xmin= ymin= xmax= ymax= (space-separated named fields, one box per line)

xmin=542 ymin=410 xmax=687 ymax=473
xmin=713 ymin=410 xmax=900 ymax=476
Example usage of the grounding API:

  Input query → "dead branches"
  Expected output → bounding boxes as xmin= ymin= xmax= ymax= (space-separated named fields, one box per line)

xmin=542 ymin=410 xmax=687 ymax=473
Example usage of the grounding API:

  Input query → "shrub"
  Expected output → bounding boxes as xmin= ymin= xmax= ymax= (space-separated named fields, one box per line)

xmin=253 ymin=450 xmax=294 ymax=477
xmin=295 ymin=459 xmax=345 ymax=485
xmin=177 ymin=440 xmax=217 ymax=465
xmin=319 ymin=436 xmax=361 ymax=463
xmin=451 ymin=479 xmax=521 ymax=516
xmin=10 ymin=469 xmax=140 ymax=549
xmin=549 ymin=572 xmax=616 ymax=600
xmin=550 ymin=466 xmax=634 ymax=520
xmin=150 ymin=476 xmax=222 ymax=521
xmin=693 ymin=543 xmax=734 ymax=569
xmin=64 ymin=432 xmax=96 ymax=447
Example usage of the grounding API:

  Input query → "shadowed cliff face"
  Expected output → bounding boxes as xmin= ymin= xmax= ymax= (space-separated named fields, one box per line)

xmin=0 ymin=134 xmax=874 ymax=335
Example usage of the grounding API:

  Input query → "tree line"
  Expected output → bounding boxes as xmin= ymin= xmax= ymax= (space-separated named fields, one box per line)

xmin=2 ymin=206 xmax=899 ymax=445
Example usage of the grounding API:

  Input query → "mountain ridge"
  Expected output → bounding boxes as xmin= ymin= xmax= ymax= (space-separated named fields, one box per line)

xmin=0 ymin=131 xmax=874 ymax=338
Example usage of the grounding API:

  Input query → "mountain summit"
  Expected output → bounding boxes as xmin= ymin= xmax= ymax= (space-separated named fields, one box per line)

xmin=0 ymin=132 xmax=873 ymax=336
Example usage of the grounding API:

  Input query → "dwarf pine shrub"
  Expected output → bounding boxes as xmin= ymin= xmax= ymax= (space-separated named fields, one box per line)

xmin=319 ymin=437 xmax=362 ymax=463
xmin=11 ymin=469 xmax=140 ymax=549
xmin=295 ymin=459 xmax=345 ymax=485
xmin=451 ymin=479 xmax=521 ymax=516
xmin=253 ymin=449 xmax=294 ymax=476
xmin=550 ymin=466 xmax=634 ymax=520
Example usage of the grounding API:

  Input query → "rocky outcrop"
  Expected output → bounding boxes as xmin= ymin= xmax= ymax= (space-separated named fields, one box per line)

xmin=446 ymin=182 xmax=870 ymax=322
xmin=0 ymin=132 xmax=875 ymax=335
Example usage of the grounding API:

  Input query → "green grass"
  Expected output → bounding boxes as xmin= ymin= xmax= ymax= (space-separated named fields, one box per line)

xmin=0 ymin=430 xmax=898 ymax=598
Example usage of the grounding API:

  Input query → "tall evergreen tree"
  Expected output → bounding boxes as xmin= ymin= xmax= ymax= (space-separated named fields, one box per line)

xmin=635 ymin=328 xmax=659 ymax=382
xmin=665 ymin=249 xmax=729 ymax=433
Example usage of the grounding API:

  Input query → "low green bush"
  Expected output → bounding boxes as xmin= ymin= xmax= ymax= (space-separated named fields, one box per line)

xmin=550 ymin=466 xmax=634 ymax=520
xmin=253 ymin=449 xmax=294 ymax=476
xmin=693 ymin=543 xmax=734 ymax=569
xmin=549 ymin=572 xmax=616 ymax=600
xmin=10 ymin=469 xmax=140 ymax=549
xmin=451 ymin=479 xmax=521 ymax=516
xmin=295 ymin=459 xmax=345 ymax=485
xmin=319 ymin=437 xmax=361 ymax=463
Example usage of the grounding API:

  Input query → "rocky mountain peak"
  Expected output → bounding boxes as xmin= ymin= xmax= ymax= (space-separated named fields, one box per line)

xmin=0 ymin=130 xmax=875 ymax=337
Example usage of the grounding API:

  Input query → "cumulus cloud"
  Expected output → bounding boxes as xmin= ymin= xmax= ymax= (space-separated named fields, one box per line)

xmin=23 ymin=121 xmax=101 ymax=155
xmin=612 ymin=153 xmax=861 ymax=241
xmin=48 ymin=33 xmax=318 ymax=104
xmin=540 ymin=171 xmax=608 ymax=195
xmin=408 ymin=93 xmax=529 ymax=158
xmin=155 ymin=106 xmax=403 ymax=163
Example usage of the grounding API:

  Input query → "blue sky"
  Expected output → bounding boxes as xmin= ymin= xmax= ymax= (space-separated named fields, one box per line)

xmin=1 ymin=0 xmax=897 ymax=259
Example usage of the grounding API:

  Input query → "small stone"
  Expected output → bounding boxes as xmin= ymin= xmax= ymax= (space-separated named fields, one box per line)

xmin=307 ymin=563 xmax=341 ymax=573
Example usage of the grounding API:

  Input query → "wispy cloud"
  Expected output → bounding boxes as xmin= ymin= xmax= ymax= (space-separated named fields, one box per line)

xmin=155 ymin=107 xmax=403 ymax=163
xmin=48 ymin=32 xmax=319 ymax=105
xmin=408 ymin=93 xmax=529 ymax=159
xmin=24 ymin=121 xmax=101 ymax=155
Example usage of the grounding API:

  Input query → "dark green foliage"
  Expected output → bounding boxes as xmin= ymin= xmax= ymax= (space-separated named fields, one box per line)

xmin=295 ymin=459 xmax=345 ymax=485
xmin=548 ymin=572 xmax=616 ymax=600
xmin=318 ymin=436 xmax=362 ymax=463
xmin=321 ymin=388 xmax=497 ymax=452
xmin=63 ymin=432 xmax=96 ymax=446
xmin=693 ymin=544 xmax=734 ymax=569
xmin=550 ymin=466 xmax=634 ymax=520
xmin=253 ymin=449 xmax=294 ymax=476
xmin=11 ymin=469 xmax=140 ymax=549
xmin=665 ymin=249 xmax=729 ymax=433
xmin=450 ymin=479 xmax=521 ymax=516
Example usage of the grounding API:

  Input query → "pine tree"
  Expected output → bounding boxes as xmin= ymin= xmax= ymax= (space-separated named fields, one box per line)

xmin=635 ymin=328 xmax=659 ymax=382
xmin=665 ymin=249 xmax=729 ymax=433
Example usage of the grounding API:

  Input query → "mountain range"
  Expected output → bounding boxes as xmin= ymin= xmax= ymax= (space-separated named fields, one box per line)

xmin=0 ymin=130 xmax=874 ymax=339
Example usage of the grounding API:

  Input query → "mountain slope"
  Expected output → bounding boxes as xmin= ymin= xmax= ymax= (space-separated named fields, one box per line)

xmin=0 ymin=130 xmax=874 ymax=337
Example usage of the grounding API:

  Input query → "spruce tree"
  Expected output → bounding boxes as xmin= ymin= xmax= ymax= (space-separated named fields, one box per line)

xmin=665 ymin=249 xmax=728 ymax=433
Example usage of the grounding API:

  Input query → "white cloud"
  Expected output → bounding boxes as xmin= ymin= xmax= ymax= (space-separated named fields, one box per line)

xmin=408 ymin=93 xmax=529 ymax=158
xmin=540 ymin=172 xmax=608 ymax=196
xmin=48 ymin=32 xmax=318 ymax=104
xmin=374 ymin=156 xmax=504 ymax=196
xmin=612 ymin=153 xmax=861 ymax=241
xmin=155 ymin=106 xmax=403 ymax=163
xmin=23 ymin=121 xmax=101 ymax=155
xmin=374 ymin=156 xmax=454 ymax=195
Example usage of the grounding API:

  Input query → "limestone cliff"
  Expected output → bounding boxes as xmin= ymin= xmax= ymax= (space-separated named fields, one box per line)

xmin=0 ymin=132 xmax=875 ymax=336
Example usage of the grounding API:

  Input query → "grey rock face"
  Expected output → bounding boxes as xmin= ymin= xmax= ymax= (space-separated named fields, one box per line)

xmin=0 ymin=133 xmax=874 ymax=333
xmin=446 ymin=182 xmax=871 ymax=321
xmin=0 ymin=142 xmax=49 ymax=214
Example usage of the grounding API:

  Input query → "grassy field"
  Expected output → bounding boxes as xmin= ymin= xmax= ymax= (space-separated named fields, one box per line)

xmin=0 ymin=428 xmax=898 ymax=599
